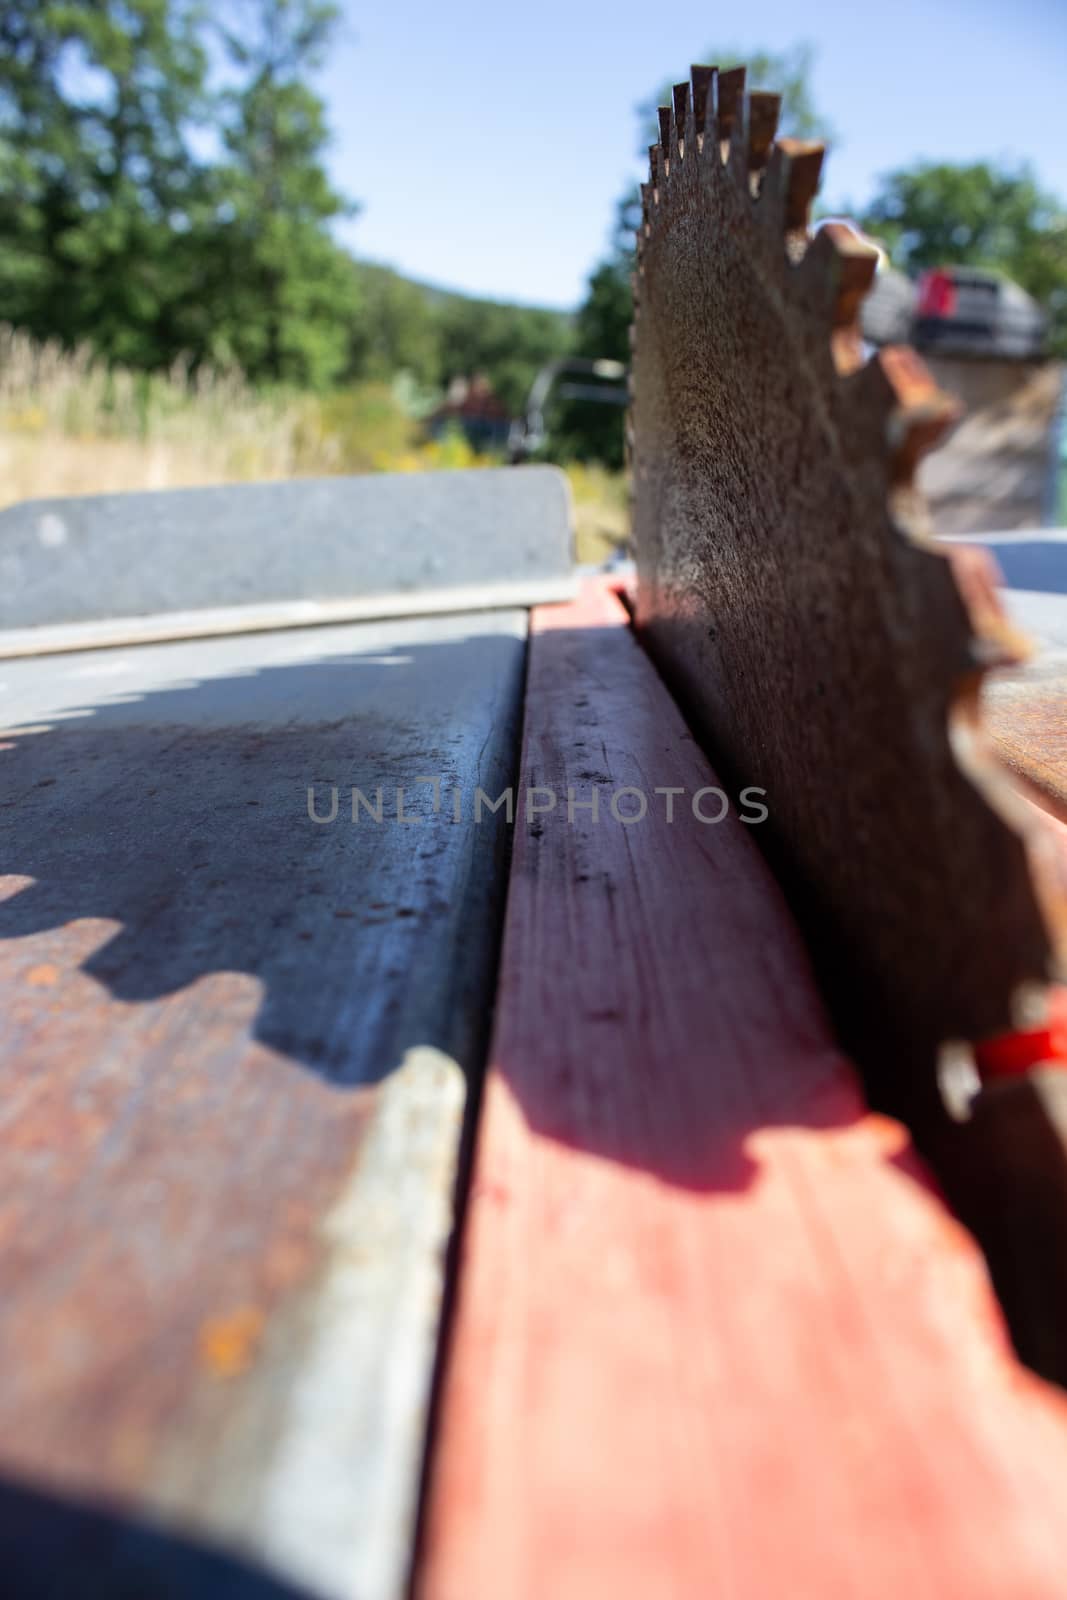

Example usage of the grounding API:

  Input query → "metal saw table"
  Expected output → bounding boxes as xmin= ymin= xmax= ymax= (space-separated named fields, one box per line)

xmin=5 ymin=473 xmax=1067 ymax=1600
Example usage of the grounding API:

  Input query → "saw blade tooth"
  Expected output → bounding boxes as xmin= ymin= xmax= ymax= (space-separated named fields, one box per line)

xmin=941 ymin=541 xmax=1031 ymax=670
xmin=671 ymin=82 xmax=690 ymax=159
xmin=648 ymin=143 xmax=665 ymax=197
xmin=798 ymin=222 xmax=880 ymax=374
xmin=779 ymin=137 xmax=825 ymax=230
xmin=817 ymin=222 xmax=879 ymax=326
xmin=756 ymin=136 xmax=826 ymax=240
xmin=725 ymin=88 xmax=751 ymax=187
xmin=689 ymin=64 xmax=716 ymax=147
xmin=713 ymin=65 xmax=746 ymax=163
xmin=639 ymin=182 xmax=654 ymax=241
xmin=657 ymin=108 xmax=672 ymax=176
xmin=755 ymin=141 xmax=790 ymax=233
xmin=843 ymin=345 xmax=960 ymax=485
xmin=746 ymin=90 xmax=781 ymax=174
xmin=725 ymin=87 xmax=783 ymax=191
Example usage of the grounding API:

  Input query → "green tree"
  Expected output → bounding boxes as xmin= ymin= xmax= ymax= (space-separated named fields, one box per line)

xmin=861 ymin=162 xmax=1067 ymax=352
xmin=558 ymin=45 xmax=830 ymax=464
xmin=206 ymin=0 xmax=357 ymax=386
xmin=0 ymin=0 xmax=209 ymax=366
xmin=346 ymin=263 xmax=442 ymax=388
xmin=549 ymin=199 xmax=634 ymax=469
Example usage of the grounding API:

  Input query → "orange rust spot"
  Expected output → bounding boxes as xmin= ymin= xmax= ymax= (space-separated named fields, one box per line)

xmin=197 ymin=1305 xmax=265 ymax=1378
xmin=26 ymin=964 xmax=59 ymax=988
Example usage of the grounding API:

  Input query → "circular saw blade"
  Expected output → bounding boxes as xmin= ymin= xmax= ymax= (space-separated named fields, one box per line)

xmin=630 ymin=64 xmax=1064 ymax=1131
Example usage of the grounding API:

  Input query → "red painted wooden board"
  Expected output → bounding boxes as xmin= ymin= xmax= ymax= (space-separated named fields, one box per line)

xmin=418 ymin=578 xmax=1067 ymax=1600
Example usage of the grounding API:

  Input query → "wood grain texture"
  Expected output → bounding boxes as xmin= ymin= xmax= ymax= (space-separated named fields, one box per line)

xmin=0 ymin=612 xmax=526 ymax=1600
xmin=419 ymin=579 xmax=1067 ymax=1600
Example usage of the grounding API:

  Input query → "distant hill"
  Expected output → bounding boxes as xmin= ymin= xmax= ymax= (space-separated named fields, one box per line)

xmin=348 ymin=261 xmax=574 ymax=414
xmin=353 ymin=259 xmax=575 ymax=321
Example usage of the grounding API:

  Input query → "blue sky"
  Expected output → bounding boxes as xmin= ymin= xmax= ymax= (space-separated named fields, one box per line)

xmin=322 ymin=0 xmax=1067 ymax=310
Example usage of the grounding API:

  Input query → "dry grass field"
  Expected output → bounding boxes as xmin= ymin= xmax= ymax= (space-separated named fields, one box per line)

xmin=0 ymin=326 xmax=630 ymax=564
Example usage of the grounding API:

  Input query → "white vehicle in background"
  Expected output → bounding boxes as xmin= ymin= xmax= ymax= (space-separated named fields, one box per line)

xmin=915 ymin=266 xmax=1047 ymax=359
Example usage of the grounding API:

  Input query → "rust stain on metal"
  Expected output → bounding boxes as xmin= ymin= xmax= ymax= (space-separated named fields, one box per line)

xmin=25 ymin=962 xmax=59 ymax=987
xmin=198 ymin=1306 xmax=266 ymax=1379
xmin=0 ymin=612 xmax=528 ymax=1592
xmin=0 ymin=935 xmax=368 ymax=1489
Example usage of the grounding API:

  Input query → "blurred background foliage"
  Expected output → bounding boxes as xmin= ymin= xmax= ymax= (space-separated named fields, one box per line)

xmin=0 ymin=0 xmax=572 ymax=394
xmin=1 ymin=5 xmax=1065 ymax=547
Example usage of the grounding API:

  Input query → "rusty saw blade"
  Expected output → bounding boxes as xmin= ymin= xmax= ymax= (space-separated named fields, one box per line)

xmin=630 ymin=69 xmax=1067 ymax=1212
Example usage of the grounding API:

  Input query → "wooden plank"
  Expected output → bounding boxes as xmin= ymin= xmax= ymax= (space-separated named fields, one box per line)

xmin=0 ymin=611 xmax=527 ymax=1600
xmin=419 ymin=578 xmax=1067 ymax=1600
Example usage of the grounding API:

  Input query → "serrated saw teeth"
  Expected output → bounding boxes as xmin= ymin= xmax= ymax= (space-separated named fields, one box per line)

xmin=672 ymin=82 xmax=690 ymax=156
xmin=725 ymin=88 xmax=782 ymax=189
xmin=874 ymin=345 xmax=961 ymax=482
xmin=638 ymin=185 xmax=652 ymax=248
xmin=689 ymin=64 xmax=715 ymax=140
xmin=749 ymin=139 xmax=824 ymax=239
xmin=657 ymin=108 xmax=672 ymax=172
xmin=648 ymin=144 xmax=663 ymax=197
xmin=724 ymin=89 xmax=751 ymax=186
xmin=714 ymin=65 xmax=746 ymax=151
xmin=746 ymin=91 xmax=781 ymax=172
xmin=777 ymin=138 xmax=826 ymax=230
xmin=808 ymin=222 xmax=880 ymax=373
xmin=943 ymin=543 xmax=1031 ymax=671
xmin=816 ymin=222 xmax=879 ymax=325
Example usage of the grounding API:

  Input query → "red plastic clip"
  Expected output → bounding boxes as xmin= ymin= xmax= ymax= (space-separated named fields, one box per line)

xmin=974 ymin=987 xmax=1067 ymax=1083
